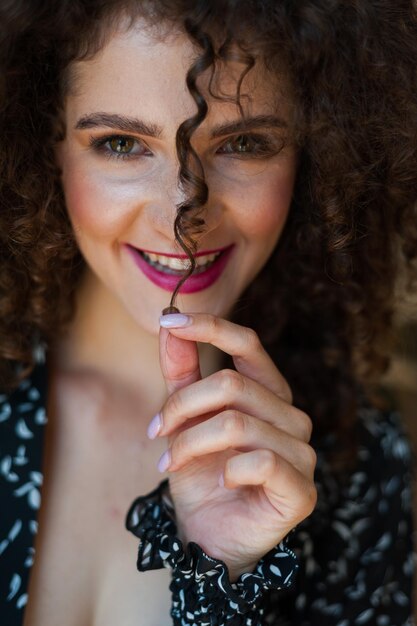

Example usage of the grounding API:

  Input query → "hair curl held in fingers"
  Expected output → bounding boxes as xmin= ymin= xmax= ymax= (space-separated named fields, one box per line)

xmin=1 ymin=0 xmax=417 ymax=469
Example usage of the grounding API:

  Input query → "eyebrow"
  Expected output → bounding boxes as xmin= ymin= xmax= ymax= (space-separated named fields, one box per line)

xmin=74 ymin=113 xmax=163 ymax=138
xmin=74 ymin=112 xmax=287 ymax=139
xmin=210 ymin=115 xmax=288 ymax=138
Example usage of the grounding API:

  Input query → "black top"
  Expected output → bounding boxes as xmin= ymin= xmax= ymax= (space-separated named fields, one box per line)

xmin=0 ymin=355 xmax=414 ymax=625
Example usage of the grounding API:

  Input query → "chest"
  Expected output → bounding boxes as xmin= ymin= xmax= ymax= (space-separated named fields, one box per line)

xmin=23 ymin=374 xmax=172 ymax=626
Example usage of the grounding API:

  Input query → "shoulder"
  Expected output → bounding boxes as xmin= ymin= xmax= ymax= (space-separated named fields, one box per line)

xmin=352 ymin=404 xmax=414 ymax=502
xmin=312 ymin=402 xmax=413 ymax=535
xmin=317 ymin=402 xmax=413 ymax=485
xmin=281 ymin=411 xmax=414 ymax=625
xmin=349 ymin=404 xmax=413 ymax=517
xmin=356 ymin=404 xmax=412 ymax=465
xmin=0 ymin=363 xmax=47 ymax=430
xmin=291 ymin=404 xmax=414 ymax=601
xmin=0 ymin=359 xmax=48 ymax=519
xmin=0 ymin=359 xmax=48 ymax=461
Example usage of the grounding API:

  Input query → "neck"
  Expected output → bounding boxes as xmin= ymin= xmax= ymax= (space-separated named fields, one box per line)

xmin=50 ymin=268 xmax=222 ymax=400
xmin=51 ymin=269 xmax=165 ymax=395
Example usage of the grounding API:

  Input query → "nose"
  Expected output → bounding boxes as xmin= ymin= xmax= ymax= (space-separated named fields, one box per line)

xmin=145 ymin=159 xmax=223 ymax=243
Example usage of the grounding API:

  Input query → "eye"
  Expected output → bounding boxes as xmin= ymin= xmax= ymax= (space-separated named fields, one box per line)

xmin=88 ymin=134 xmax=151 ymax=160
xmin=224 ymin=135 xmax=254 ymax=154
xmin=217 ymin=133 xmax=282 ymax=158
xmin=109 ymin=136 xmax=136 ymax=154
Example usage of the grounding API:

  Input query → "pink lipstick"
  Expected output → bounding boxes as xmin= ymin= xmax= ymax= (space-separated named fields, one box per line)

xmin=125 ymin=244 xmax=234 ymax=294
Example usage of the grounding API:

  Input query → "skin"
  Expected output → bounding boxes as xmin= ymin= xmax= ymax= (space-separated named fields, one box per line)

xmin=55 ymin=19 xmax=317 ymax=584
xmin=57 ymin=21 xmax=296 ymax=340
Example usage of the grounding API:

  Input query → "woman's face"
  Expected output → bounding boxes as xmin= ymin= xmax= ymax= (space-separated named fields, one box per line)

xmin=57 ymin=20 xmax=297 ymax=334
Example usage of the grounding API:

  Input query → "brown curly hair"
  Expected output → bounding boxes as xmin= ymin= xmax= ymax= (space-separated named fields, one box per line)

xmin=1 ymin=0 xmax=417 ymax=466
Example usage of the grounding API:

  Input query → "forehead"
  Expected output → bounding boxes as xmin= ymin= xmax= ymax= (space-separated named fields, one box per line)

xmin=65 ymin=19 xmax=292 ymax=130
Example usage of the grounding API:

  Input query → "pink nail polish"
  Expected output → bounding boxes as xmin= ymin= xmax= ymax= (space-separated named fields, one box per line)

xmin=157 ymin=449 xmax=171 ymax=473
xmin=147 ymin=413 xmax=162 ymax=439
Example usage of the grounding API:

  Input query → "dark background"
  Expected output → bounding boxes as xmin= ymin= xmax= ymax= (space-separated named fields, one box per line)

xmin=380 ymin=297 xmax=417 ymax=609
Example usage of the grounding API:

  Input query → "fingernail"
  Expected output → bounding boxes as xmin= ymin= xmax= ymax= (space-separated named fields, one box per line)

xmin=218 ymin=472 xmax=225 ymax=488
xmin=159 ymin=314 xmax=192 ymax=328
xmin=157 ymin=449 xmax=171 ymax=473
xmin=147 ymin=413 xmax=162 ymax=439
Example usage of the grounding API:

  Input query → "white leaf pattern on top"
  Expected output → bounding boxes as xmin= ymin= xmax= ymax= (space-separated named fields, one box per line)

xmin=0 ymin=360 xmax=414 ymax=626
xmin=0 ymin=361 xmax=48 ymax=622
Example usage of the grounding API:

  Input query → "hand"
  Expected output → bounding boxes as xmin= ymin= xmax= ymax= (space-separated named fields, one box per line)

xmin=154 ymin=312 xmax=317 ymax=582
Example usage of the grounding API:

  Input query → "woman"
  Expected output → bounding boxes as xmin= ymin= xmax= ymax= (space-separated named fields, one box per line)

xmin=0 ymin=1 xmax=416 ymax=624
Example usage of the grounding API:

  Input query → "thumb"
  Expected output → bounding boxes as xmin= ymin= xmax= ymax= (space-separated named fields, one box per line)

xmin=159 ymin=326 xmax=201 ymax=394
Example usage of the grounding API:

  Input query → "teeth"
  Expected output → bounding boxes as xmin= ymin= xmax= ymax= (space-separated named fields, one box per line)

xmin=146 ymin=253 xmax=189 ymax=270
xmin=143 ymin=251 xmax=221 ymax=272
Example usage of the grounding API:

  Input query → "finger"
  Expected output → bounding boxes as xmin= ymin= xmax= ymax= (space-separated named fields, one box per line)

xmin=159 ymin=313 xmax=292 ymax=402
xmin=158 ymin=369 xmax=311 ymax=442
xmin=223 ymin=449 xmax=317 ymax=523
xmin=167 ymin=409 xmax=316 ymax=478
xmin=159 ymin=326 xmax=201 ymax=395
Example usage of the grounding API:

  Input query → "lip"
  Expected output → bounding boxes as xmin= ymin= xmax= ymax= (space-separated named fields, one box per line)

xmin=137 ymin=245 xmax=230 ymax=259
xmin=125 ymin=243 xmax=235 ymax=294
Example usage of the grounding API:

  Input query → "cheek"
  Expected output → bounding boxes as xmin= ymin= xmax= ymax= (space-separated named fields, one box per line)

xmin=61 ymin=161 xmax=137 ymax=241
xmin=233 ymin=162 xmax=296 ymax=239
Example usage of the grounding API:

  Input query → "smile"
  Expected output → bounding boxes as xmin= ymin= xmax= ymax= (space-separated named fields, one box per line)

xmin=125 ymin=244 xmax=234 ymax=293
xmin=141 ymin=250 xmax=222 ymax=275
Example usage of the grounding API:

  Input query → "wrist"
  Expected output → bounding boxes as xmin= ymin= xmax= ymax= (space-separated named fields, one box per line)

xmin=175 ymin=521 xmax=258 ymax=582
xmin=127 ymin=479 xmax=299 ymax=625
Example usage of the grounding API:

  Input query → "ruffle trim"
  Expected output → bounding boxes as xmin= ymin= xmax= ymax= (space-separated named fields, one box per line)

xmin=126 ymin=479 xmax=298 ymax=625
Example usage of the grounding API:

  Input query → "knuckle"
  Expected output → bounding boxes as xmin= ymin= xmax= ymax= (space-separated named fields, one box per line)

xmin=294 ymin=441 xmax=317 ymax=475
xmin=217 ymin=369 xmax=245 ymax=397
xmin=165 ymin=391 xmax=183 ymax=420
xmin=295 ymin=410 xmax=313 ymax=442
xmin=243 ymin=327 xmax=261 ymax=352
xmin=294 ymin=482 xmax=317 ymax=521
xmin=282 ymin=381 xmax=293 ymax=405
xmin=302 ymin=442 xmax=317 ymax=469
xmin=207 ymin=313 xmax=220 ymax=337
xmin=221 ymin=409 xmax=247 ymax=435
xmin=256 ymin=448 xmax=277 ymax=476
xmin=304 ymin=483 xmax=318 ymax=516
xmin=172 ymin=429 xmax=190 ymax=458
xmin=305 ymin=445 xmax=317 ymax=471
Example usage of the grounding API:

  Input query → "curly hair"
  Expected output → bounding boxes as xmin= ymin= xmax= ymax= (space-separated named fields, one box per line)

xmin=1 ymin=0 xmax=417 ymax=467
